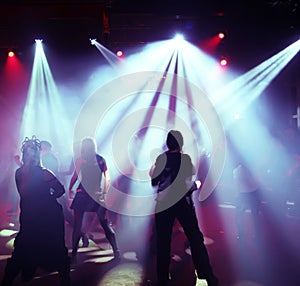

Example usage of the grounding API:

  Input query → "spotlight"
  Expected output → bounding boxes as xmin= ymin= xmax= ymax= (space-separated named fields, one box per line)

xmin=219 ymin=57 xmax=228 ymax=67
xmin=218 ymin=32 xmax=225 ymax=39
xmin=174 ymin=33 xmax=184 ymax=42
xmin=173 ymin=33 xmax=186 ymax=49
xmin=116 ymin=50 xmax=123 ymax=57
xmin=90 ymin=38 xmax=97 ymax=45
xmin=35 ymin=39 xmax=43 ymax=44
xmin=8 ymin=50 xmax=15 ymax=57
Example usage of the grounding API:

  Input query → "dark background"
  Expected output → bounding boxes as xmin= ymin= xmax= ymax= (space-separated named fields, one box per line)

xmin=0 ymin=1 xmax=299 ymax=65
xmin=0 ymin=0 xmax=299 ymax=128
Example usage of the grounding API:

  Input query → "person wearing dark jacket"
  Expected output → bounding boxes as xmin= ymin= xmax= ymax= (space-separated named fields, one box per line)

xmin=1 ymin=136 xmax=70 ymax=286
xmin=150 ymin=130 xmax=218 ymax=286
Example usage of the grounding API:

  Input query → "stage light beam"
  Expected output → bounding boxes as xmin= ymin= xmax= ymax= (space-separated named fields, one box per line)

xmin=19 ymin=39 xmax=73 ymax=154
xmin=90 ymin=38 xmax=122 ymax=67
xmin=213 ymin=38 xmax=300 ymax=128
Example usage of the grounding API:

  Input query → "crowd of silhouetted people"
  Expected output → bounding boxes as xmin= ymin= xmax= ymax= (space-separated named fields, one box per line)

xmin=1 ymin=126 xmax=300 ymax=286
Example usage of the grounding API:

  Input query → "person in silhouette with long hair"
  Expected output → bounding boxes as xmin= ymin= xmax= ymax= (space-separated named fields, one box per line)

xmin=69 ymin=137 xmax=119 ymax=261
xmin=1 ymin=136 xmax=70 ymax=286
xmin=149 ymin=130 xmax=218 ymax=286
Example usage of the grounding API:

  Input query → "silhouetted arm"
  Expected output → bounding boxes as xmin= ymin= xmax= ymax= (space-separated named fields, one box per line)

xmin=103 ymin=170 xmax=111 ymax=195
xmin=68 ymin=158 xmax=81 ymax=198
xmin=43 ymin=169 xmax=65 ymax=198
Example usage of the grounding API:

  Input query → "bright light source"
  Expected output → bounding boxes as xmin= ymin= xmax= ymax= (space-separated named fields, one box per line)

xmin=116 ymin=50 xmax=123 ymax=57
xmin=174 ymin=33 xmax=184 ymax=42
xmin=35 ymin=39 xmax=43 ymax=44
xmin=220 ymin=57 xmax=228 ymax=67
xmin=173 ymin=33 xmax=186 ymax=49
xmin=218 ymin=32 xmax=225 ymax=39
xmin=8 ymin=51 xmax=15 ymax=57
xmin=90 ymin=38 xmax=97 ymax=45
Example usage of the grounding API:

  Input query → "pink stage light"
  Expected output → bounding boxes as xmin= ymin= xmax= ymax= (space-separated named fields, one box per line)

xmin=116 ymin=50 xmax=123 ymax=57
xmin=8 ymin=51 xmax=15 ymax=57
xmin=220 ymin=57 xmax=228 ymax=67
xmin=218 ymin=32 xmax=225 ymax=39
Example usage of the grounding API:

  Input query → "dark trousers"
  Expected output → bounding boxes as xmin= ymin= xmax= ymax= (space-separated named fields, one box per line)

xmin=235 ymin=190 xmax=261 ymax=238
xmin=2 ymin=241 xmax=70 ymax=286
xmin=155 ymin=196 xmax=216 ymax=283
xmin=72 ymin=205 xmax=118 ymax=255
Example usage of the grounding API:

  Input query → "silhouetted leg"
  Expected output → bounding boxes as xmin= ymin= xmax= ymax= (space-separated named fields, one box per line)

xmin=236 ymin=208 xmax=245 ymax=239
xmin=96 ymin=206 xmax=120 ymax=259
xmin=177 ymin=199 xmax=218 ymax=286
xmin=1 ymin=258 xmax=21 ymax=286
xmin=72 ymin=210 xmax=84 ymax=256
xmin=58 ymin=195 xmax=74 ymax=227
xmin=251 ymin=191 xmax=262 ymax=239
xmin=235 ymin=195 xmax=245 ymax=239
xmin=21 ymin=262 xmax=36 ymax=282
xmin=58 ymin=256 xmax=71 ymax=286
xmin=155 ymin=208 xmax=174 ymax=285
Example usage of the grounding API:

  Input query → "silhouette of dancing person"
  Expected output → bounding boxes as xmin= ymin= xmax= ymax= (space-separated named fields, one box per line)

xmin=233 ymin=162 xmax=261 ymax=240
xmin=69 ymin=137 xmax=119 ymax=261
xmin=1 ymin=136 xmax=70 ymax=286
xmin=149 ymin=130 xmax=218 ymax=286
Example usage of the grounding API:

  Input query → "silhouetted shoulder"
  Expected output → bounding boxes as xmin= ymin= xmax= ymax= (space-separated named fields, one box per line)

xmin=96 ymin=154 xmax=107 ymax=172
xmin=15 ymin=167 xmax=22 ymax=176
xmin=42 ymin=168 xmax=56 ymax=181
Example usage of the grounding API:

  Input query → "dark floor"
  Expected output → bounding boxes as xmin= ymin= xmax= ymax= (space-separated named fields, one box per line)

xmin=1 ymin=192 xmax=300 ymax=286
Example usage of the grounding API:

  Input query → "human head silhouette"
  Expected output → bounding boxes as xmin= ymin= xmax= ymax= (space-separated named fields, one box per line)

xmin=21 ymin=136 xmax=41 ymax=166
xmin=166 ymin=130 xmax=183 ymax=151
